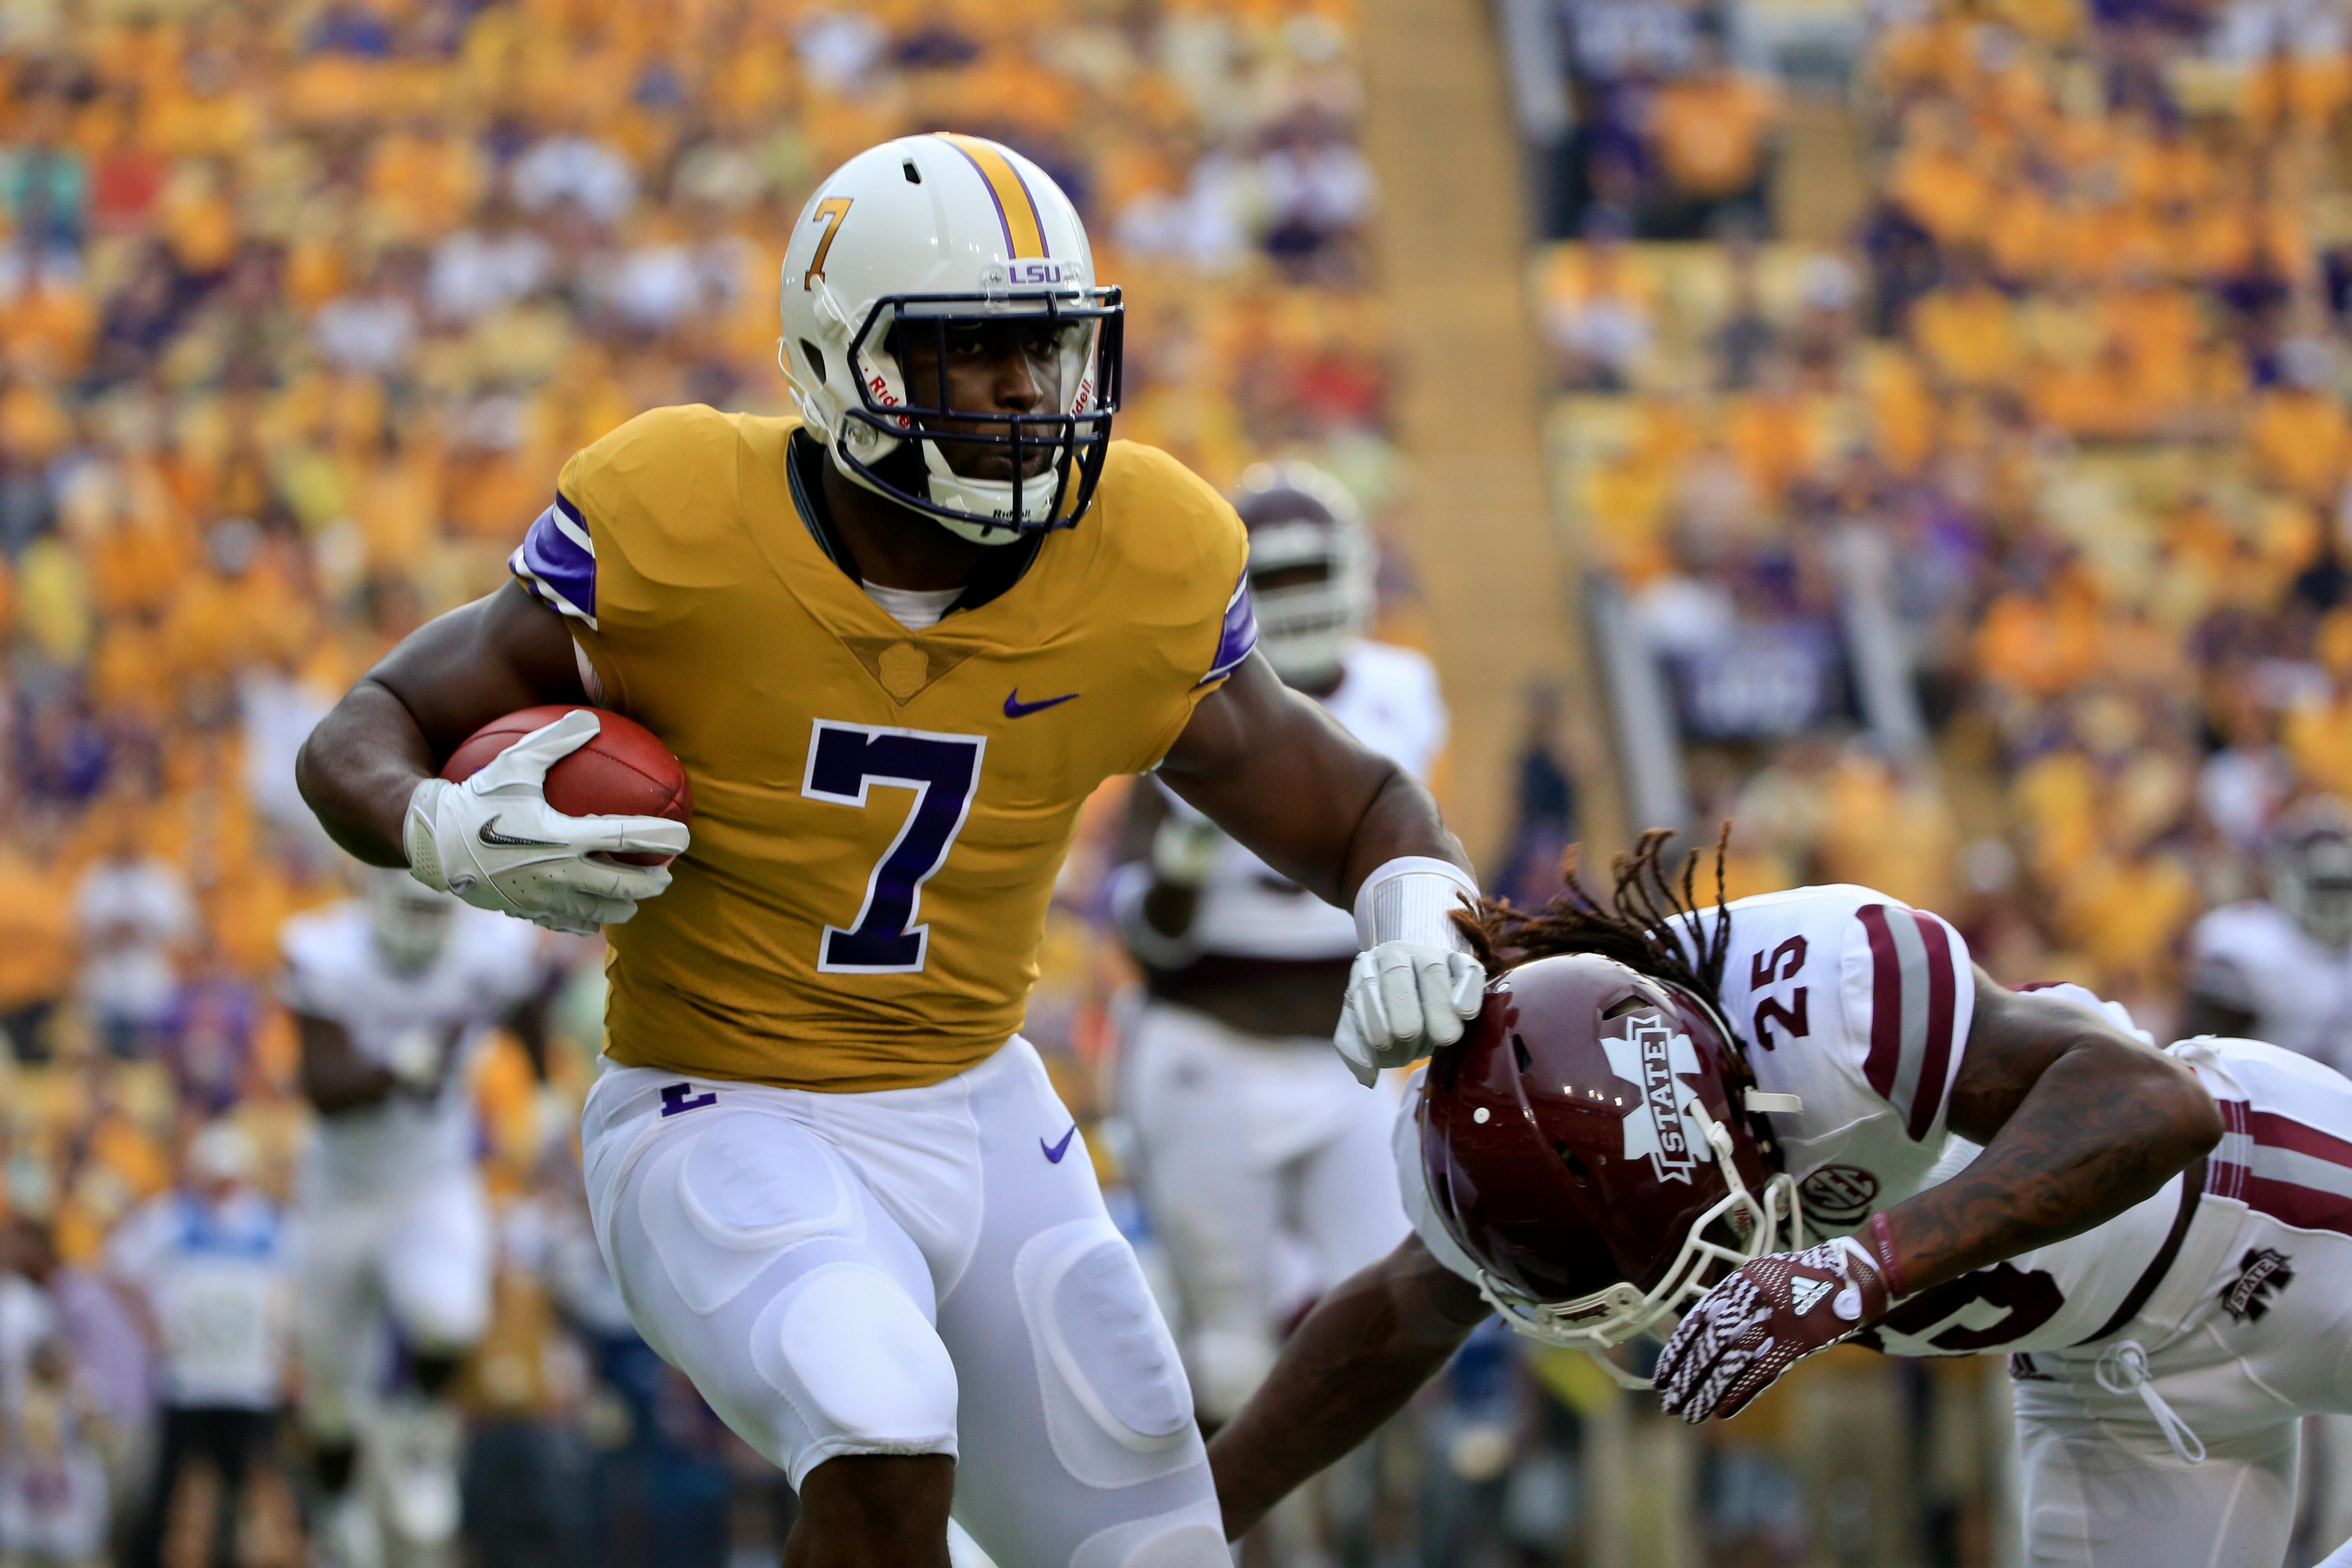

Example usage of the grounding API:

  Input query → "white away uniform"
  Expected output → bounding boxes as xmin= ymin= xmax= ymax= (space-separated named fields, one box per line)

xmin=1119 ymin=641 xmax=1444 ymax=1420
xmin=278 ymin=901 xmax=540 ymax=1438
xmin=1397 ymin=884 xmax=2352 ymax=1566
xmin=2187 ymin=900 xmax=2352 ymax=1075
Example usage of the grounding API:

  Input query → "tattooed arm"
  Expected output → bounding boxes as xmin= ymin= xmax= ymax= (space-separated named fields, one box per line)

xmin=1877 ymin=969 xmax=2222 ymax=1295
xmin=1208 ymin=1234 xmax=1489 ymax=1540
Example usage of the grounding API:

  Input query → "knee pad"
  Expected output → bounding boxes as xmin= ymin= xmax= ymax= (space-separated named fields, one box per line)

xmin=388 ymin=1274 xmax=491 ymax=1357
xmin=641 ymin=1112 xmax=865 ymax=1317
xmin=1070 ymin=1500 xmax=1230 ymax=1568
xmin=1015 ymin=1219 xmax=1197 ymax=1490
xmin=750 ymin=1262 xmax=959 ymax=1488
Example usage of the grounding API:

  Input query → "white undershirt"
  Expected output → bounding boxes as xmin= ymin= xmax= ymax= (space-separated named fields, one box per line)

xmin=861 ymin=580 xmax=962 ymax=631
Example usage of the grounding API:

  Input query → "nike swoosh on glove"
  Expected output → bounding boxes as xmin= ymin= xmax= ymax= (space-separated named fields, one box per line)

xmin=1333 ymin=943 xmax=1485 ymax=1087
xmin=1653 ymin=1235 xmax=1890 ymax=1422
xmin=404 ymin=709 xmax=691 ymax=935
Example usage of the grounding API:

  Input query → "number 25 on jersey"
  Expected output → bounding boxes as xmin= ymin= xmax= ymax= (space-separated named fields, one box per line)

xmin=804 ymin=720 xmax=986 ymax=975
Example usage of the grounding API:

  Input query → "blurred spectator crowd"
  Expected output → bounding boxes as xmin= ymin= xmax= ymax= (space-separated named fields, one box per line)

xmin=1545 ymin=0 xmax=2352 ymax=1032
xmin=0 ymin=0 xmax=1407 ymax=1561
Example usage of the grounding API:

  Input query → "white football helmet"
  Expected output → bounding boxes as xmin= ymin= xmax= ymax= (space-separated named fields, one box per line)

xmin=366 ymin=866 xmax=457 ymax=975
xmin=778 ymin=133 xmax=1122 ymax=545
xmin=2270 ymin=795 xmax=2352 ymax=950
xmin=1233 ymin=461 xmax=1375 ymax=686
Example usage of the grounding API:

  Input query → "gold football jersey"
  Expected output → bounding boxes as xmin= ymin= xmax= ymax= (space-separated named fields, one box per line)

xmin=508 ymin=408 xmax=1253 ymax=1091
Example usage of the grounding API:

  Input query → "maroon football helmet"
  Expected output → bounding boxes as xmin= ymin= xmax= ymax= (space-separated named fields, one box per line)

xmin=1421 ymin=952 xmax=1799 ymax=1369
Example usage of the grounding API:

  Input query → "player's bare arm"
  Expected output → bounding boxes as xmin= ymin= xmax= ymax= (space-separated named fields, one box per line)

xmin=297 ymin=583 xmax=585 ymax=867
xmin=294 ymin=1012 xmax=400 ymax=1116
xmin=1157 ymin=651 xmax=1463 ymax=908
xmin=1209 ymin=1232 xmax=1485 ymax=1540
xmin=1878 ymin=971 xmax=2223 ymax=1294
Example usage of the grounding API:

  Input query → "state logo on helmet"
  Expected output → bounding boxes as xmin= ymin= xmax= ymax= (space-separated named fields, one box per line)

xmin=1233 ymin=461 xmax=1375 ymax=687
xmin=1421 ymin=953 xmax=1799 ymax=1379
xmin=778 ymin=133 xmax=1122 ymax=545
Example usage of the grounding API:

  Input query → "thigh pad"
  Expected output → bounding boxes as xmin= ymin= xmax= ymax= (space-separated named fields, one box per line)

xmin=639 ymin=1109 xmax=867 ymax=1318
xmin=1015 ymin=1217 xmax=1196 ymax=1490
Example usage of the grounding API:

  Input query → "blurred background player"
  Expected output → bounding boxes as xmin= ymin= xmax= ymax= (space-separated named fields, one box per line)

xmin=2183 ymin=795 xmax=2352 ymax=1071
xmin=2182 ymin=793 xmax=2352 ymax=1560
xmin=278 ymin=871 xmax=548 ymax=1568
xmin=106 ymin=1122 xmax=293 ymax=1568
xmin=1114 ymin=461 xmax=1445 ymax=1431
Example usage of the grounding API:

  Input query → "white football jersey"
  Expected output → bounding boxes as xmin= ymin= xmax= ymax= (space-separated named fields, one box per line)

xmin=2186 ymin=901 xmax=2352 ymax=1074
xmin=1670 ymin=882 xmax=1978 ymax=1227
xmin=1177 ymin=641 xmax=1448 ymax=960
xmin=1871 ymin=1027 xmax=2352 ymax=1360
xmin=278 ymin=900 xmax=541 ymax=1195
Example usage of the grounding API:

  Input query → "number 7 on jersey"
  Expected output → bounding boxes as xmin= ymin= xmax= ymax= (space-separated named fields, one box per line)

xmin=804 ymin=720 xmax=986 ymax=974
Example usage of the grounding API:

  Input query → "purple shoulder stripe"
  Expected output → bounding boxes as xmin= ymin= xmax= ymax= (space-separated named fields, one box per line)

xmin=1198 ymin=573 xmax=1257 ymax=688
xmin=510 ymin=496 xmax=596 ymax=626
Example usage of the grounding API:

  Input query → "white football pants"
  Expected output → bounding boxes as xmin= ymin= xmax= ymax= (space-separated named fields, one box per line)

xmin=2012 ymin=1207 xmax=2352 ymax=1567
xmin=1122 ymin=1002 xmax=1409 ymax=1423
xmin=299 ymin=1167 xmax=493 ymax=1441
xmin=581 ymin=1039 xmax=1226 ymax=1568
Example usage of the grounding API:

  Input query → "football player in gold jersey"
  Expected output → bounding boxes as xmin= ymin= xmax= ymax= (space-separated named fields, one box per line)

xmin=297 ymin=134 xmax=1482 ymax=1568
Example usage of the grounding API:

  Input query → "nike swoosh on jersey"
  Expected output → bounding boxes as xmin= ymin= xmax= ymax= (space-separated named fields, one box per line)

xmin=478 ymin=815 xmax=564 ymax=849
xmin=1004 ymin=689 xmax=1080 ymax=719
xmin=1041 ymin=1126 xmax=1078 ymax=1163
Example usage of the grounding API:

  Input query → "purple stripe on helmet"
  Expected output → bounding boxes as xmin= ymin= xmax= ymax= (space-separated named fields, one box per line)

xmin=511 ymin=498 xmax=596 ymax=622
xmin=1199 ymin=574 xmax=1258 ymax=687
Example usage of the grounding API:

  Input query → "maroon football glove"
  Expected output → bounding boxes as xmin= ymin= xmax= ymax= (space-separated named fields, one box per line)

xmin=1653 ymin=1235 xmax=1891 ymax=1422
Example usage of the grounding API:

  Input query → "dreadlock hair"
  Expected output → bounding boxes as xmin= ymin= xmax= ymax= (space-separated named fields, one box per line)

xmin=1450 ymin=824 xmax=1734 ymax=1008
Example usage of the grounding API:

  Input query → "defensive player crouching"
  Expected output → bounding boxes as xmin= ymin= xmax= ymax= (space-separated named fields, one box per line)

xmin=1111 ymin=462 xmax=1442 ymax=1431
xmin=1194 ymin=835 xmax=2352 ymax=1567
xmin=296 ymin=134 xmax=1483 ymax=1568
xmin=281 ymin=870 xmax=550 ymax=1568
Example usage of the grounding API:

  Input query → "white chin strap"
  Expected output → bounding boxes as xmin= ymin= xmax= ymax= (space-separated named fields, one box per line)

xmin=920 ymin=440 xmax=1058 ymax=547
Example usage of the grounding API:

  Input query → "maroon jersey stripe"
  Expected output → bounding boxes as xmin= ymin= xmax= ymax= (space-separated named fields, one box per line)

xmin=2242 ymin=1175 xmax=2352 ymax=1237
xmin=1858 ymin=903 xmax=1902 ymax=1101
xmin=2247 ymin=1109 xmax=2352 ymax=1169
xmin=1906 ymin=910 xmax=1959 ymax=1141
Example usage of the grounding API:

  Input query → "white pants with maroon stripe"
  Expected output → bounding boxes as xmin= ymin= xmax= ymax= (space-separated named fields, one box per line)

xmin=581 ymin=1039 xmax=1226 ymax=1568
xmin=2010 ymin=1210 xmax=2352 ymax=1564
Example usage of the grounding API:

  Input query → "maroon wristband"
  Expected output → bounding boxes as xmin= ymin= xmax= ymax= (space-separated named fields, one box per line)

xmin=1869 ymin=1211 xmax=1912 ymax=1298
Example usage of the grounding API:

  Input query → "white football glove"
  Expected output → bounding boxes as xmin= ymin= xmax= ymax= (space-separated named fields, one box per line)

xmin=382 ymin=1025 xmax=447 ymax=1091
xmin=1334 ymin=858 xmax=1486 ymax=1086
xmin=404 ymin=709 xmax=690 ymax=936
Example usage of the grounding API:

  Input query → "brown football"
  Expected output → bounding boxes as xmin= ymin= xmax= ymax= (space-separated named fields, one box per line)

xmin=441 ymin=705 xmax=692 ymax=867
